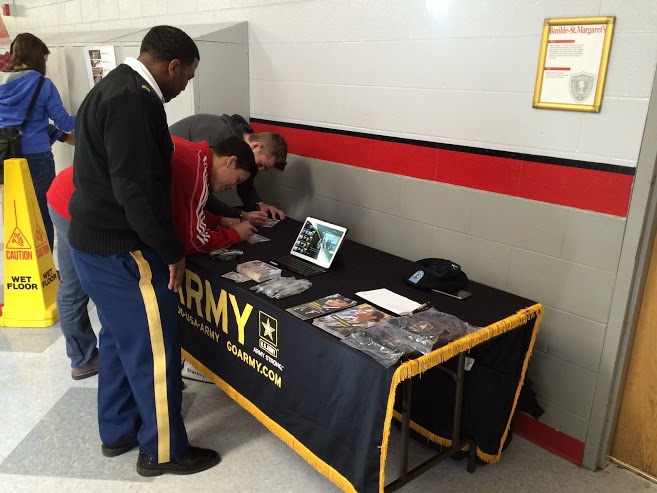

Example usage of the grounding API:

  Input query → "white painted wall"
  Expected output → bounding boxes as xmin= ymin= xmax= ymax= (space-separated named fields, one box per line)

xmin=5 ymin=0 xmax=657 ymax=464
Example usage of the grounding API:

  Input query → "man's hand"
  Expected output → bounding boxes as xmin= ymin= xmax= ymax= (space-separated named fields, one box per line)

xmin=233 ymin=221 xmax=257 ymax=242
xmin=241 ymin=210 xmax=269 ymax=226
xmin=258 ymin=202 xmax=285 ymax=220
xmin=168 ymin=257 xmax=185 ymax=292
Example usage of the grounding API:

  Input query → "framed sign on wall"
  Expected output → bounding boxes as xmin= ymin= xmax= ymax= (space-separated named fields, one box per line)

xmin=533 ymin=16 xmax=615 ymax=112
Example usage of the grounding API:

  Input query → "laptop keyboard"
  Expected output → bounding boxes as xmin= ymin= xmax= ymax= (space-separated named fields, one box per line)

xmin=276 ymin=255 xmax=327 ymax=276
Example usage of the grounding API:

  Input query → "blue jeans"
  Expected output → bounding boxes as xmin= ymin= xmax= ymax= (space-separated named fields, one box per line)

xmin=24 ymin=151 xmax=56 ymax=249
xmin=48 ymin=206 xmax=98 ymax=369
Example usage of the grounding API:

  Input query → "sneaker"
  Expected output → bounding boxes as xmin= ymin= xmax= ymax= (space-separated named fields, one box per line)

xmin=102 ymin=436 xmax=139 ymax=457
xmin=71 ymin=353 xmax=99 ymax=380
xmin=136 ymin=446 xmax=221 ymax=477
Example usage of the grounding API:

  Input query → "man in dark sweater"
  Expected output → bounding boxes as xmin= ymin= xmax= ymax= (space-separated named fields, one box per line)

xmin=169 ymin=113 xmax=288 ymax=225
xmin=68 ymin=26 xmax=220 ymax=477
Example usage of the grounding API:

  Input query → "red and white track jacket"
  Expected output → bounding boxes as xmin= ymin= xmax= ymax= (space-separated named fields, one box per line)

xmin=170 ymin=136 xmax=241 ymax=255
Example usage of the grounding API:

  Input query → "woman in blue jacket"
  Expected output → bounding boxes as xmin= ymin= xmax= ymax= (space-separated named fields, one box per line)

xmin=0 ymin=33 xmax=75 ymax=249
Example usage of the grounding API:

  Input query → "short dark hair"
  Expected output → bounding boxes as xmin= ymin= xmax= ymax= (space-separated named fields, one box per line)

xmin=140 ymin=26 xmax=200 ymax=65
xmin=212 ymin=137 xmax=258 ymax=177
xmin=249 ymin=132 xmax=288 ymax=170
xmin=8 ymin=33 xmax=50 ymax=75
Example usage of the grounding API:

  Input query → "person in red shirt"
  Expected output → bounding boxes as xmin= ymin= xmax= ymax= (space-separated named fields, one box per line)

xmin=170 ymin=135 xmax=256 ymax=254
xmin=46 ymin=135 xmax=257 ymax=380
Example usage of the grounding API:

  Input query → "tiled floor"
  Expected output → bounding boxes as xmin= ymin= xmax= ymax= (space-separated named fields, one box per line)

xmin=0 ymin=311 xmax=655 ymax=493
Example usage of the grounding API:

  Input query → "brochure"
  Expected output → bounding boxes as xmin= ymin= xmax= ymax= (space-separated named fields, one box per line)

xmin=286 ymin=293 xmax=357 ymax=320
xmin=312 ymin=303 xmax=392 ymax=339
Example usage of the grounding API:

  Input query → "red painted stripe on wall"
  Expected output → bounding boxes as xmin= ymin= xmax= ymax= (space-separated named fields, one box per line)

xmin=252 ymin=122 xmax=633 ymax=217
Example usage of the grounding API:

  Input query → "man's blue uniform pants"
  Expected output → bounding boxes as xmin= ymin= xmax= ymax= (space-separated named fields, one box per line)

xmin=70 ymin=246 xmax=189 ymax=463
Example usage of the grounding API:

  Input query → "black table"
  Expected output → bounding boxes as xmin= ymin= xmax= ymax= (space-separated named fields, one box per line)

xmin=178 ymin=218 xmax=542 ymax=493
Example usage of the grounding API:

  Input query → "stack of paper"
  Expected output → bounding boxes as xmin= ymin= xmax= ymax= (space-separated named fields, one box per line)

xmin=355 ymin=289 xmax=422 ymax=316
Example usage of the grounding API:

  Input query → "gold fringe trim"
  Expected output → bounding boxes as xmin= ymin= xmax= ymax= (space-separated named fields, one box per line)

xmin=182 ymin=350 xmax=357 ymax=493
xmin=392 ymin=410 xmax=458 ymax=450
xmin=378 ymin=304 xmax=543 ymax=492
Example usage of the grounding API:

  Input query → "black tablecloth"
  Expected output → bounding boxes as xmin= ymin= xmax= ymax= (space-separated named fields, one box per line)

xmin=178 ymin=218 xmax=542 ymax=493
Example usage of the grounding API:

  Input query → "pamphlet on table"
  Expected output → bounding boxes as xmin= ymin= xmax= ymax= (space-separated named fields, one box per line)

xmin=312 ymin=303 xmax=392 ymax=339
xmin=286 ymin=293 xmax=357 ymax=320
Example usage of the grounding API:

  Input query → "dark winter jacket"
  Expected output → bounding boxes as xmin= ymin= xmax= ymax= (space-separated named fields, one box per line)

xmin=68 ymin=63 xmax=183 ymax=264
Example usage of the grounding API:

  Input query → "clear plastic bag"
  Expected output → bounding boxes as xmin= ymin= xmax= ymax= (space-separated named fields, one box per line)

xmin=250 ymin=278 xmax=284 ymax=294
xmin=273 ymin=280 xmax=312 ymax=298
xmin=250 ymin=277 xmax=312 ymax=298
xmin=341 ymin=332 xmax=403 ymax=368
xmin=366 ymin=323 xmax=423 ymax=356
xmin=378 ymin=308 xmax=479 ymax=354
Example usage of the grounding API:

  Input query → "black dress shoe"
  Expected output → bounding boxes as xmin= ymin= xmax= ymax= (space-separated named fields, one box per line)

xmin=101 ymin=436 xmax=139 ymax=457
xmin=136 ymin=446 xmax=221 ymax=477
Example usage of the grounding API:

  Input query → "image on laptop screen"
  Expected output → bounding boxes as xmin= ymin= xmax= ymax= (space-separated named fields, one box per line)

xmin=289 ymin=217 xmax=348 ymax=269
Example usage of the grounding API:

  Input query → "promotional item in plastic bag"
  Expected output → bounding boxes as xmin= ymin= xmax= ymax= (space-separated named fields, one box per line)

xmin=341 ymin=332 xmax=404 ymax=368
xmin=384 ymin=308 xmax=479 ymax=353
xmin=250 ymin=277 xmax=312 ymax=299
xmin=343 ymin=308 xmax=480 ymax=366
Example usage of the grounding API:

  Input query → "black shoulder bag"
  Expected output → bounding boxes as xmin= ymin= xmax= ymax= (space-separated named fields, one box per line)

xmin=0 ymin=76 xmax=45 ymax=184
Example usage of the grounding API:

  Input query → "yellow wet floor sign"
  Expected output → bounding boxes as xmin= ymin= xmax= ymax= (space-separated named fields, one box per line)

xmin=1 ymin=158 xmax=59 ymax=327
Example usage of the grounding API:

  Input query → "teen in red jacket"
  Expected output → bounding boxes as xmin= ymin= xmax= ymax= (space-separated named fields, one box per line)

xmin=170 ymin=135 xmax=256 ymax=254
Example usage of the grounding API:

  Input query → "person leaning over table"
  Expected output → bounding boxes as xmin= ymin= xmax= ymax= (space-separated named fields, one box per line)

xmin=170 ymin=135 xmax=257 ymax=254
xmin=66 ymin=25 xmax=220 ymax=477
xmin=0 ymin=33 xmax=76 ymax=249
xmin=169 ymin=113 xmax=288 ymax=225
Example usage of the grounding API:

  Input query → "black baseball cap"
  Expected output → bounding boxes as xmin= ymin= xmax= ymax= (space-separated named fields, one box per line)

xmin=405 ymin=258 xmax=468 ymax=291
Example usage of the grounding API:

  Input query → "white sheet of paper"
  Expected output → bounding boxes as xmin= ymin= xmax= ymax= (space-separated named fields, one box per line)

xmin=260 ymin=219 xmax=280 ymax=228
xmin=355 ymin=288 xmax=422 ymax=316
xmin=222 ymin=271 xmax=250 ymax=283
xmin=247 ymin=234 xmax=270 ymax=244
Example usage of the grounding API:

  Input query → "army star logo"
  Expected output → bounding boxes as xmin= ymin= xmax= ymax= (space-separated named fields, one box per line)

xmin=262 ymin=319 xmax=276 ymax=340
xmin=258 ymin=311 xmax=278 ymax=348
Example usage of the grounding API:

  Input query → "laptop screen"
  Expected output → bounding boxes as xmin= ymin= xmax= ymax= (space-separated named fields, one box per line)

xmin=289 ymin=217 xmax=348 ymax=269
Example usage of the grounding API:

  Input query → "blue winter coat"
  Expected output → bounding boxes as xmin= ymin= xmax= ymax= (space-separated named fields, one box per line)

xmin=0 ymin=70 xmax=75 ymax=154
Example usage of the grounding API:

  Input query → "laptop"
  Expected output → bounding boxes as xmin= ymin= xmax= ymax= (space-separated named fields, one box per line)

xmin=270 ymin=217 xmax=348 ymax=277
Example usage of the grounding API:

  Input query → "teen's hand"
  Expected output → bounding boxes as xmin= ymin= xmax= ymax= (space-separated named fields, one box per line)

xmin=233 ymin=221 xmax=257 ymax=242
xmin=241 ymin=210 xmax=269 ymax=226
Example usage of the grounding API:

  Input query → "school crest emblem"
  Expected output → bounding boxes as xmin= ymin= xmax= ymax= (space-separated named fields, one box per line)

xmin=569 ymin=72 xmax=596 ymax=103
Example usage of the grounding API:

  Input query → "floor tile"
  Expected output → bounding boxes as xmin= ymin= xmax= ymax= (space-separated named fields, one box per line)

xmin=0 ymin=325 xmax=62 ymax=353
xmin=0 ymin=388 xmax=197 ymax=482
